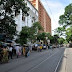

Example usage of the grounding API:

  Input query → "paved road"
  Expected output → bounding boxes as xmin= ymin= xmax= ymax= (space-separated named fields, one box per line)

xmin=0 ymin=48 xmax=65 ymax=72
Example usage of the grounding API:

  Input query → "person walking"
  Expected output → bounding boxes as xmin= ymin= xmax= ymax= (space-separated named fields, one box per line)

xmin=15 ymin=45 xmax=20 ymax=58
xmin=8 ymin=45 xmax=13 ymax=59
xmin=25 ymin=45 xmax=29 ymax=57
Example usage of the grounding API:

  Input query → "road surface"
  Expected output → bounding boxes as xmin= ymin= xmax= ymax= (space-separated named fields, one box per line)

xmin=0 ymin=48 xmax=65 ymax=72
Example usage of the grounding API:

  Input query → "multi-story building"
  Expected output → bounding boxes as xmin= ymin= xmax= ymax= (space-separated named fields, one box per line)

xmin=38 ymin=0 xmax=51 ymax=33
xmin=15 ymin=0 xmax=38 ymax=33
xmin=13 ymin=0 xmax=38 ymax=39
xmin=29 ymin=0 xmax=51 ymax=34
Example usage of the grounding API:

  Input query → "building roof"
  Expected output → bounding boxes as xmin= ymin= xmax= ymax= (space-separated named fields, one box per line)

xmin=27 ymin=0 xmax=38 ymax=12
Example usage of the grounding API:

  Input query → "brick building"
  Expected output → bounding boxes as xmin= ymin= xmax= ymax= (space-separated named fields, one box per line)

xmin=38 ymin=0 xmax=51 ymax=33
xmin=29 ymin=0 xmax=51 ymax=33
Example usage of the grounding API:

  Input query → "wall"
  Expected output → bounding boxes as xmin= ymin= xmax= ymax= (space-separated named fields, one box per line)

xmin=29 ymin=0 xmax=38 ymax=10
xmin=38 ymin=0 xmax=51 ymax=33
xmin=15 ymin=0 xmax=38 ymax=33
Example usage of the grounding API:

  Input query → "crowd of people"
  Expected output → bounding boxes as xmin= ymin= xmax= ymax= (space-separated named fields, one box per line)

xmin=0 ymin=42 xmax=56 ymax=64
xmin=0 ymin=44 xmax=31 ymax=63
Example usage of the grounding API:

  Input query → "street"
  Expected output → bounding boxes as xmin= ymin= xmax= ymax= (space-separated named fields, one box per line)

xmin=0 ymin=48 xmax=65 ymax=72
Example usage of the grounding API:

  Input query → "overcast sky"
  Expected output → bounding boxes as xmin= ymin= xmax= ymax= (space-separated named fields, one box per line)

xmin=41 ymin=0 xmax=72 ymax=35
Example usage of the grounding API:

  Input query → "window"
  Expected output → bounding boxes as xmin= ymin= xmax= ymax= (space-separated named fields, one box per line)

xmin=15 ymin=11 xmax=19 ymax=16
xmin=22 ymin=16 xmax=25 ymax=21
xmin=32 ymin=20 xmax=33 ymax=23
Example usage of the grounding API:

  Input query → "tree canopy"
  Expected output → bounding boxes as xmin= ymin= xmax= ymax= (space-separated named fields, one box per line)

xmin=59 ymin=3 xmax=72 ymax=27
xmin=0 ymin=0 xmax=29 ymax=39
xmin=17 ymin=22 xmax=43 ymax=45
xmin=66 ymin=26 xmax=72 ymax=42
xmin=56 ymin=3 xmax=72 ymax=43
xmin=58 ymin=37 xmax=65 ymax=44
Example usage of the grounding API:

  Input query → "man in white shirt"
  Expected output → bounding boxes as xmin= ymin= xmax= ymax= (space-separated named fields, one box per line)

xmin=15 ymin=45 xmax=20 ymax=58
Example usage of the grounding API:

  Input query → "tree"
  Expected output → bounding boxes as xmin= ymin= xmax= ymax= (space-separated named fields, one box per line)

xmin=66 ymin=26 xmax=72 ymax=42
xmin=0 ymin=0 xmax=29 ymax=39
xmin=53 ymin=34 xmax=59 ymax=45
xmin=55 ymin=27 xmax=65 ymax=36
xmin=57 ymin=3 xmax=72 ymax=37
xmin=37 ymin=32 xmax=52 ymax=44
xmin=32 ymin=22 xmax=43 ymax=34
xmin=18 ymin=26 xmax=30 ymax=45
xmin=59 ymin=3 xmax=72 ymax=27
xmin=30 ymin=22 xmax=43 ymax=42
xmin=37 ymin=32 xmax=46 ymax=41
xmin=55 ymin=3 xmax=72 ymax=44
xmin=58 ymin=37 xmax=65 ymax=44
xmin=17 ymin=22 xmax=43 ymax=45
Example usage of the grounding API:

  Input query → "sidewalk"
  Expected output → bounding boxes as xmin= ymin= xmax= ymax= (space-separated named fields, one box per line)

xmin=59 ymin=48 xmax=72 ymax=72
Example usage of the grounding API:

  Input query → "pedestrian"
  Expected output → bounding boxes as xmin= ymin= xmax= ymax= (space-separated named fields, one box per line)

xmin=15 ymin=45 xmax=21 ymax=58
xmin=38 ymin=44 xmax=40 ymax=52
xmin=29 ymin=44 xmax=32 ymax=53
xmin=25 ymin=46 xmax=29 ymax=57
xmin=8 ymin=45 xmax=13 ymax=59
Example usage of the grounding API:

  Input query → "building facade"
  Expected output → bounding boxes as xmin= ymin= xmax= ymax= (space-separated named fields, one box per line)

xmin=29 ymin=0 xmax=51 ymax=34
xmin=38 ymin=0 xmax=51 ymax=33
xmin=15 ymin=0 xmax=38 ymax=33
xmin=29 ymin=0 xmax=38 ymax=10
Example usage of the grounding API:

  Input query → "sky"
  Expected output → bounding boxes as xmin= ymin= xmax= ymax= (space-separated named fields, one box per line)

xmin=41 ymin=0 xmax=72 ymax=35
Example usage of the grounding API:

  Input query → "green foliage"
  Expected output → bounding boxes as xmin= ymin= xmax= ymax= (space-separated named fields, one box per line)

xmin=56 ymin=3 xmax=72 ymax=43
xmin=59 ymin=3 xmax=72 ymax=27
xmin=32 ymin=22 xmax=43 ymax=34
xmin=45 ymin=32 xmax=51 ymax=39
xmin=55 ymin=27 xmax=66 ymax=36
xmin=0 ymin=0 xmax=29 ymax=39
xmin=64 ymin=40 xmax=68 ymax=44
xmin=52 ymin=34 xmax=59 ymax=44
xmin=37 ymin=32 xmax=46 ymax=40
xmin=66 ymin=26 xmax=72 ymax=42
xmin=48 ymin=36 xmax=54 ymax=44
xmin=37 ymin=32 xmax=55 ymax=44
xmin=18 ymin=22 xmax=43 ymax=45
xmin=58 ymin=37 xmax=65 ymax=44
xmin=18 ymin=26 xmax=30 ymax=45
xmin=57 ymin=3 xmax=72 ymax=36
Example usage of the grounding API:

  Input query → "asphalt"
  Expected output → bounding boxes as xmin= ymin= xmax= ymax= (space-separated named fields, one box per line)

xmin=0 ymin=48 xmax=65 ymax=72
